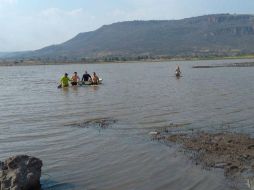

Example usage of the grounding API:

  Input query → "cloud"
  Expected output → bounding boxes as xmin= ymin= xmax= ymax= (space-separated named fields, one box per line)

xmin=0 ymin=0 xmax=253 ymax=51
xmin=102 ymin=0 xmax=185 ymax=24
xmin=41 ymin=7 xmax=84 ymax=18
xmin=0 ymin=7 xmax=99 ymax=51
xmin=0 ymin=0 xmax=16 ymax=5
xmin=36 ymin=7 xmax=97 ymax=35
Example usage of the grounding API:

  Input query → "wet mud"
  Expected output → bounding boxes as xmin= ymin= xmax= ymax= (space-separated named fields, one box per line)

xmin=151 ymin=129 xmax=254 ymax=181
xmin=193 ymin=62 xmax=254 ymax=68
xmin=64 ymin=118 xmax=117 ymax=129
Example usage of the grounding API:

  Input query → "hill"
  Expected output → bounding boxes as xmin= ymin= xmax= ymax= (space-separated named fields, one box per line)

xmin=2 ymin=14 xmax=254 ymax=62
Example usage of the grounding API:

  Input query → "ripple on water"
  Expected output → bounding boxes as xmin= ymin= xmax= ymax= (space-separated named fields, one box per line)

xmin=1 ymin=61 xmax=254 ymax=189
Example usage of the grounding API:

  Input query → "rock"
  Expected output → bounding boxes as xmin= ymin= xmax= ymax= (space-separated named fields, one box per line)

xmin=0 ymin=155 xmax=42 ymax=190
xmin=149 ymin=131 xmax=160 ymax=135
xmin=248 ymin=144 xmax=254 ymax=149
xmin=225 ymin=165 xmax=240 ymax=176
xmin=214 ymin=162 xmax=228 ymax=169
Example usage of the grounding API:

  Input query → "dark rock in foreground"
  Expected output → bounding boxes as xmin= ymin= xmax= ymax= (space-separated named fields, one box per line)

xmin=0 ymin=155 xmax=42 ymax=190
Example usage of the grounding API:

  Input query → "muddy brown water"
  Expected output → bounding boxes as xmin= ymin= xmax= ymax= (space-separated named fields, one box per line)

xmin=1 ymin=59 xmax=254 ymax=189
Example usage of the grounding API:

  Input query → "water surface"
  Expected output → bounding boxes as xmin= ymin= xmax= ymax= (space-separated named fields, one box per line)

xmin=1 ymin=59 xmax=254 ymax=189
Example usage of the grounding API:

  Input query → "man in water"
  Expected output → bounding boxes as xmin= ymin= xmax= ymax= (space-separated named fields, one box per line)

xmin=59 ymin=73 xmax=71 ymax=88
xmin=71 ymin=72 xmax=80 ymax=86
xmin=175 ymin=65 xmax=181 ymax=77
xmin=82 ymin=71 xmax=92 ymax=82
xmin=92 ymin=72 xmax=99 ymax=84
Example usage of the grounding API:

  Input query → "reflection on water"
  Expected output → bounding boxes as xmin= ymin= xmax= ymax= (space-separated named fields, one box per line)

xmin=1 ymin=59 xmax=254 ymax=189
xmin=41 ymin=179 xmax=75 ymax=190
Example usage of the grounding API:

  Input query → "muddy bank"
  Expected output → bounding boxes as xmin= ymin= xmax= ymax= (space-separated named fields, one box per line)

xmin=152 ymin=131 xmax=254 ymax=178
xmin=64 ymin=117 xmax=117 ymax=129
xmin=193 ymin=62 xmax=254 ymax=68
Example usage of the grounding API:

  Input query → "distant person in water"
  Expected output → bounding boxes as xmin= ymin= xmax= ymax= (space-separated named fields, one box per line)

xmin=59 ymin=73 xmax=71 ymax=88
xmin=92 ymin=72 xmax=99 ymax=84
xmin=71 ymin=72 xmax=80 ymax=86
xmin=82 ymin=71 xmax=92 ymax=82
xmin=175 ymin=65 xmax=181 ymax=77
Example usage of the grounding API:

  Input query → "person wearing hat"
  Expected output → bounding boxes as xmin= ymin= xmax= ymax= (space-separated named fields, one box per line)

xmin=59 ymin=73 xmax=72 ymax=88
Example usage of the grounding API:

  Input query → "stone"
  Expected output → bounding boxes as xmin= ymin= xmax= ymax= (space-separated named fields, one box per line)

xmin=0 ymin=155 xmax=42 ymax=190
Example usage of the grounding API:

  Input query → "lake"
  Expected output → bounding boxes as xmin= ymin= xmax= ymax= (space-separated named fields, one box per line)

xmin=1 ymin=59 xmax=254 ymax=190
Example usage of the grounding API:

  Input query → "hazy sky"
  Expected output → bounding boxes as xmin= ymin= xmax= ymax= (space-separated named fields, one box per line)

xmin=0 ymin=0 xmax=253 ymax=51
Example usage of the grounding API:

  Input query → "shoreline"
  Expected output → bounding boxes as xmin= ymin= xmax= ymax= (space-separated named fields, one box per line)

xmin=151 ymin=128 xmax=254 ymax=188
xmin=1 ymin=56 xmax=254 ymax=67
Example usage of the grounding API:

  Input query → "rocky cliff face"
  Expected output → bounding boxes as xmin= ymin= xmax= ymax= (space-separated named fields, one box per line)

xmin=215 ymin=26 xmax=254 ymax=36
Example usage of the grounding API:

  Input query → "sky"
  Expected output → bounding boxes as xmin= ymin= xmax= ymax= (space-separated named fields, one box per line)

xmin=0 ymin=0 xmax=253 ymax=51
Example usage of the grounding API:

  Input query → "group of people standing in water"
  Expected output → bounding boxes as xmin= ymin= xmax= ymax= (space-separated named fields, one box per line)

xmin=59 ymin=71 xmax=99 ymax=88
xmin=59 ymin=65 xmax=180 ymax=88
